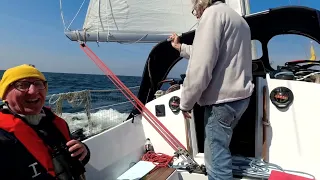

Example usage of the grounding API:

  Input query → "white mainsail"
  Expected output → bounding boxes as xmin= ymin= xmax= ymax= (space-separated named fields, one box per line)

xmin=65 ymin=0 xmax=250 ymax=43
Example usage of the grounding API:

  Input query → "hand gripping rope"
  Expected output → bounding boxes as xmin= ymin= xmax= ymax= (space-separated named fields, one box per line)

xmin=79 ymin=43 xmax=206 ymax=175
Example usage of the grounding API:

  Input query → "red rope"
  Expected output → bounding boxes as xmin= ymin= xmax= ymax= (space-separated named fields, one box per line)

xmin=80 ymin=45 xmax=179 ymax=150
xmin=79 ymin=43 xmax=186 ymax=151
xmin=141 ymin=151 xmax=174 ymax=173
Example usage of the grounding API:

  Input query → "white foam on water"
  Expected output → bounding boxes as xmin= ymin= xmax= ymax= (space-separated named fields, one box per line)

xmin=61 ymin=108 xmax=129 ymax=137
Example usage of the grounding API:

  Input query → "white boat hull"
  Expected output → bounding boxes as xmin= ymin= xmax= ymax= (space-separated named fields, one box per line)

xmin=265 ymin=75 xmax=320 ymax=178
xmin=81 ymin=75 xmax=319 ymax=179
xmin=83 ymin=119 xmax=146 ymax=180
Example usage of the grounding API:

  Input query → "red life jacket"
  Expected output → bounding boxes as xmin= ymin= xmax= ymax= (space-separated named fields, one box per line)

xmin=0 ymin=110 xmax=71 ymax=177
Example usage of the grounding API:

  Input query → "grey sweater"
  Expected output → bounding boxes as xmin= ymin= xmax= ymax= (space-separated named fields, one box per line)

xmin=179 ymin=2 xmax=254 ymax=111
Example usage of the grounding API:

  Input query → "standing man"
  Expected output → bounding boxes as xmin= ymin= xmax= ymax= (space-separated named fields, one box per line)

xmin=170 ymin=0 xmax=254 ymax=179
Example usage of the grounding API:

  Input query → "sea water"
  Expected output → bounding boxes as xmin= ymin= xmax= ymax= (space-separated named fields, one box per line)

xmin=0 ymin=70 xmax=142 ymax=138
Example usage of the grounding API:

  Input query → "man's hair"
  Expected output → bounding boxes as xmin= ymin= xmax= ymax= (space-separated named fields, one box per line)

xmin=192 ymin=0 xmax=225 ymax=8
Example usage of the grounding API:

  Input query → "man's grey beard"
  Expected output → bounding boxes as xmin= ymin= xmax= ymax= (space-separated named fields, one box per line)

xmin=24 ymin=113 xmax=46 ymax=125
xmin=3 ymin=104 xmax=45 ymax=125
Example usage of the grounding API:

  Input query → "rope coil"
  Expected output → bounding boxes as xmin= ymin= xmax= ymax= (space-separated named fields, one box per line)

xmin=141 ymin=151 xmax=174 ymax=173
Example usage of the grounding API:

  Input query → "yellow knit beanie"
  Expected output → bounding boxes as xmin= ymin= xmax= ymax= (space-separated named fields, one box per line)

xmin=0 ymin=64 xmax=46 ymax=99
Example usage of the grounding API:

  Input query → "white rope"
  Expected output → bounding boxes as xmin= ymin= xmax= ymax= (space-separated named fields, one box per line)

xmin=90 ymin=100 xmax=133 ymax=111
xmin=188 ymin=22 xmax=199 ymax=31
xmin=46 ymin=86 xmax=140 ymax=98
xmin=118 ymin=34 xmax=149 ymax=44
xmin=98 ymin=0 xmax=148 ymax=44
xmin=59 ymin=0 xmax=87 ymax=42
xmin=48 ymin=90 xmax=93 ymax=134
xmin=82 ymin=28 xmax=87 ymax=42
xmin=59 ymin=0 xmax=67 ymax=30
xmin=47 ymin=86 xmax=140 ymax=111
xmin=89 ymin=86 xmax=140 ymax=93
xmin=107 ymin=0 xmax=119 ymax=30
xmin=295 ymin=71 xmax=320 ymax=81
xmin=46 ymin=86 xmax=140 ymax=133
xmin=67 ymin=0 xmax=87 ymax=30
xmin=102 ymin=0 xmax=106 ymax=43
xmin=231 ymin=156 xmax=315 ymax=179
xmin=48 ymin=90 xmax=91 ymax=113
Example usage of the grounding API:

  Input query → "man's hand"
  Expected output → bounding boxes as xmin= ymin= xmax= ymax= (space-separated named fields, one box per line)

xmin=66 ymin=139 xmax=88 ymax=161
xmin=182 ymin=110 xmax=192 ymax=119
xmin=169 ymin=33 xmax=182 ymax=52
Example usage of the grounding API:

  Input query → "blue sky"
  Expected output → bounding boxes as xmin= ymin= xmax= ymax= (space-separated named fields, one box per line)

xmin=0 ymin=0 xmax=319 ymax=77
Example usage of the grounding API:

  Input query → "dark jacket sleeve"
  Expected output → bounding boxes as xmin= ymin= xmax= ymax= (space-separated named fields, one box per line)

xmin=0 ymin=129 xmax=21 ymax=179
xmin=0 ymin=128 xmax=57 ymax=180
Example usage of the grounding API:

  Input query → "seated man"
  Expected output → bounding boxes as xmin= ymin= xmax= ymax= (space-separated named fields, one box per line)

xmin=0 ymin=64 xmax=90 ymax=180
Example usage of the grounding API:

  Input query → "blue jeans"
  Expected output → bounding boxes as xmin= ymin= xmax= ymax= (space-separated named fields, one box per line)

xmin=204 ymin=98 xmax=250 ymax=180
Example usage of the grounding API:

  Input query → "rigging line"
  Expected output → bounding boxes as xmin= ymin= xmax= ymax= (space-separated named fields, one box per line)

xmin=97 ymin=0 xmax=101 ymax=45
xmin=67 ymin=0 xmax=87 ymax=30
xmin=107 ymin=0 xmax=119 ymax=30
xmin=80 ymin=44 xmax=185 ymax=150
xmin=81 ymin=44 xmax=186 ymax=150
xmin=84 ymin=52 xmax=179 ymax=151
xmin=79 ymin=46 xmax=172 ymax=142
xmin=59 ymin=0 xmax=67 ymax=30
xmin=80 ymin=44 xmax=181 ymax=149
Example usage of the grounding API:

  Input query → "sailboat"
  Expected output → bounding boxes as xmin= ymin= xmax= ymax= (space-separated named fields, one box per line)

xmin=56 ymin=0 xmax=320 ymax=179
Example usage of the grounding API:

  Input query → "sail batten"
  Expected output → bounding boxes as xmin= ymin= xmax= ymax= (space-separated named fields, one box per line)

xmin=66 ymin=0 xmax=249 ymax=42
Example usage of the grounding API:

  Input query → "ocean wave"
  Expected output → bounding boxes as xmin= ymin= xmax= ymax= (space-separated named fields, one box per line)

xmin=61 ymin=108 xmax=129 ymax=137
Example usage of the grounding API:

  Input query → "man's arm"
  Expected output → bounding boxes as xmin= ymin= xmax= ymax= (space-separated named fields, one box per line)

xmin=180 ymin=8 xmax=223 ymax=111
xmin=180 ymin=44 xmax=193 ymax=59
xmin=170 ymin=33 xmax=192 ymax=59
